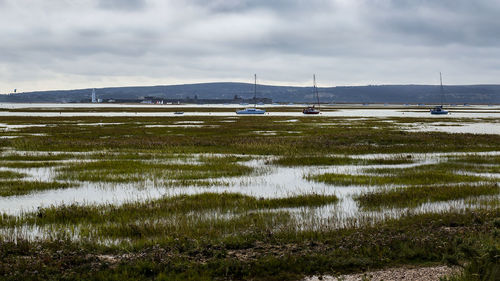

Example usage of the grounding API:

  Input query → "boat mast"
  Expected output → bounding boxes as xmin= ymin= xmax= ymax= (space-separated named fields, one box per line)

xmin=314 ymin=74 xmax=320 ymax=108
xmin=254 ymin=74 xmax=257 ymax=108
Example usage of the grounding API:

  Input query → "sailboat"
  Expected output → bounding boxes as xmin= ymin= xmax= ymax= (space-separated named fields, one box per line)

xmin=303 ymin=74 xmax=320 ymax=114
xmin=236 ymin=74 xmax=266 ymax=114
xmin=430 ymin=72 xmax=448 ymax=115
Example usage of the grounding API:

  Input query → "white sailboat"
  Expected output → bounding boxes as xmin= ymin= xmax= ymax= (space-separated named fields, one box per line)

xmin=236 ymin=74 xmax=266 ymax=115
xmin=430 ymin=72 xmax=448 ymax=115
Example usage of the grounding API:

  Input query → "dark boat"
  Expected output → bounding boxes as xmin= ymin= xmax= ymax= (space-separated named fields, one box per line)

xmin=303 ymin=74 xmax=321 ymax=114
xmin=303 ymin=106 xmax=320 ymax=114
xmin=430 ymin=105 xmax=448 ymax=115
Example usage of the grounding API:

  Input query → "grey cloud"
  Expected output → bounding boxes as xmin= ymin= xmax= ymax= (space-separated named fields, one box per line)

xmin=362 ymin=0 xmax=500 ymax=47
xmin=188 ymin=0 xmax=332 ymax=14
xmin=1 ymin=0 xmax=500 ymax=92
xmin=98 ymin=0 xmax=146 ymax=11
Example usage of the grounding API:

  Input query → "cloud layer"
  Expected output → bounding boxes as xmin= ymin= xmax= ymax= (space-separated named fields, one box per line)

xmin=1 ymin=0 xmax=500 ymax=92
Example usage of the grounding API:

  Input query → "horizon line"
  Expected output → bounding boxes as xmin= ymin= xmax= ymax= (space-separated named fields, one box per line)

xmin=3 ymin=82 xmax=500 ymax=95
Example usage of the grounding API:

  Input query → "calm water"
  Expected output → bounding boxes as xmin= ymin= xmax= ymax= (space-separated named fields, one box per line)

xmin=0 ymin=151 xmax=498 ymax=217
xmin=0 ymin=103 xmax=499 ymax=119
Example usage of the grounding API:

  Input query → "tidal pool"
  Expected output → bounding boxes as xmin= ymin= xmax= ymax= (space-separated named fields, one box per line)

xmin=0 ymin=152 xmax=497 ymax=221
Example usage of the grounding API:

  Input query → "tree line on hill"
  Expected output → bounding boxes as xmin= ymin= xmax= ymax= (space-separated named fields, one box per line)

xmin=1 ymin=83 xmax=499 ymax=104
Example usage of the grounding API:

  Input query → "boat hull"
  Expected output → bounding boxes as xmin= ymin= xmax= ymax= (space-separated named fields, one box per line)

xmin=303 ymin=110 xmax=320 ymax=114
xmin=236 ymin=108 xmax=266 ymax=114
xmin=430 ymin=110 xmax=448 ymax=115
xmin=303 ymin=107 xmax=320 ymax=114
xmin=430 ymin=106 xmax=448 ymax=115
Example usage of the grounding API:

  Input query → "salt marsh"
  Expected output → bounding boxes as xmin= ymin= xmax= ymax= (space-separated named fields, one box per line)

xmin=0 ymin=104 xmax=498 ymax=281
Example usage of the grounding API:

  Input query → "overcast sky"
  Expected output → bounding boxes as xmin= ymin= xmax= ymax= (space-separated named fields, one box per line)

xmin=1 ymin=0 xmax=500 ymax=92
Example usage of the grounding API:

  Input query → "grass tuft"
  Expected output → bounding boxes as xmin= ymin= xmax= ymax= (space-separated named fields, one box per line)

xmin=355 ymin=183 xmax=500 ymax=209
xmin=0 ymin=180 xmax=75 ymax=197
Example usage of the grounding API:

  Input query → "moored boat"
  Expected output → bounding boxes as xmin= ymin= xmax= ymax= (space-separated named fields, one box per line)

xmin=302 ymin=106 xmax=320 ymax=114
xmin=430 ymin=105 xmax=448 ymax=115
xmin=430 ymin=72 xmax=448 ymax=115
xmin=236 ymin=108 xmax=266 ymax=114
xmin=303 ymin=74 xmax=321 ymax=114
xmin=236 ymin=74 xmax=266 ymax=115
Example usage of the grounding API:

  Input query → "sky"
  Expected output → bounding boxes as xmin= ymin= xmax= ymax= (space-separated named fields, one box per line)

xmin=1 ymin=0 xmax=500 ymax=93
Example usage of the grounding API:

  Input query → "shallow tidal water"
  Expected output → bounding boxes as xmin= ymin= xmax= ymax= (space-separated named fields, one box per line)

xmin=1 ymin=152 xmax=498 ymax=227
xmin=0 ymin=104 xmax=499 ymax=233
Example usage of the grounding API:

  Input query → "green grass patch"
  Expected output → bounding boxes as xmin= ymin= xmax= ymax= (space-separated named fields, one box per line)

xmin=3 ymin=115 xmax=499 ymax=154
xmin=163 ymin=179 xmax=231 ymax=187
xmin=56 ymin=158 xmax=253 ymax=183
xmin=0 ymin=209 xmax=498 ymax=280
xmin=355 ymin=184 xmax=500 ymax=209
xmin=447 ymin=154 xmax=500 ymax=165
xmin=272 ymin=156 xmax=358 ymax=166
xmin=367 ymin=162 xmax=499 ymax=177
xmin=0 ymin=180 xmax=74 ymax=197
xmin=271 ymin=155 xmax=413 ymax=166
xmin=0 ymin=153 xmax=75 ymax=161
xmin=87 ymin=152 xmax=189 ymax=161
xmin=0 ymin=161 xmax=62 ymax=168
xmin=7 ymin=193 xmax=338 ymax=228
xmin=0 ymin=170 xmax=25 ymax=179
xmin=307 ymin=168 xmax=487 ymax=186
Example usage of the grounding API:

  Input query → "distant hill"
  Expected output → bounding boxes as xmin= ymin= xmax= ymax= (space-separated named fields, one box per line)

xmin=1 ymin=83 xmax=499 ymax=104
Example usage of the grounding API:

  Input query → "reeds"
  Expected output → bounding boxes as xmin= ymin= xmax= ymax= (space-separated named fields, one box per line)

xmin=56 ymin=157 xmax=254 ymax=183
xmin=0 ymin=170 xmax=25 ymax=179
xmin=309 ymin=162 xmax=492 ymax=186
xmin=271 ymin=155 xmax=414 ymax=166
xmin=2 ymin=115 xmax=499 ymax=154
xmin=355 ymin=184 xmax=500 ymax=209
xmin=0 ymin=180 xmax=74 ymax=197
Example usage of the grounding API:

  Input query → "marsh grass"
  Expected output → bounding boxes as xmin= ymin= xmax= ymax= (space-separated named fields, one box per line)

xmin=355 ymin=184 xmax=500 ymax=209
xmin=0 ymin=180 xmax=74 ymax=197
xmin=163 ymin=179 xmax=231 ymax=187
xmin=368 ymin=161 xmax=500 ymax=177
xmin=6 ymin=193 xmax=338 ymax=227
xmin=1 ymin=208 xmax=498 ymax=281
xmin=307 ymin=169 xmax=487 ymax=186
xmin=445 ymin=154 xmax=500 ymax=173
xmin=0 ymin=113 xmax=499 ymax=280
xmin=0 ymin=170 xmax=25 ymax=179
xmin=3 ymin=116 xmax=499 ymax=154
xmin=0 ymin=161 xmax=62 ymax=168
xmin=465 ymin=197 xmax=500 ymax=208
xmin=56 ymin=157 xmax=253 ymax=183
xmin=271 ymin=155 xmax=414 ymax=166
xmin=0 ymin=193 xmax=338 ymax=243
xmin=0 ymin=153 xmax=75 ymax=161
xmin=87 ymin=152 xmax=188 ymax=161
xmin=307 ymin=156 xmax=498 ymax=186
xmin=93 ymin=211 xmax=294 ymax=241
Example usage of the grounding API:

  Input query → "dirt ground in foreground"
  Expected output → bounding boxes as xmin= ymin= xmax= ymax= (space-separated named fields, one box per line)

xmin=304 ymin=265 xmax=460 ymax=281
